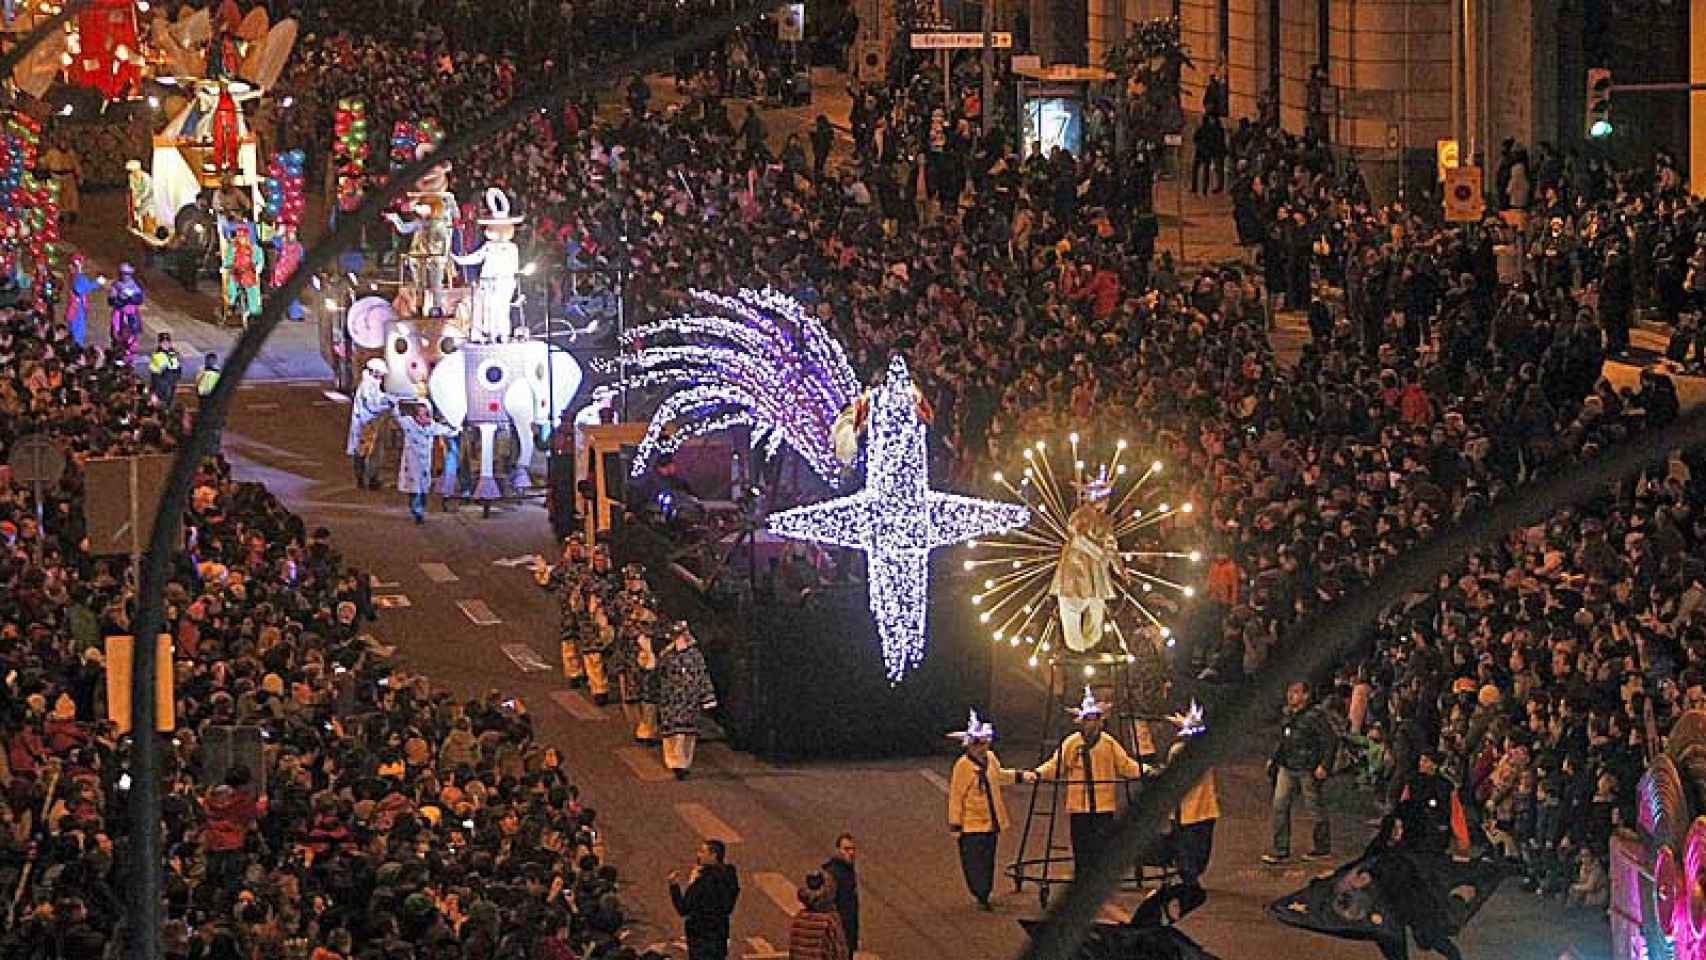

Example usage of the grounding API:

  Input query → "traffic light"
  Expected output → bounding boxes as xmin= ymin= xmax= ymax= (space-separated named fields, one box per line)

xmin=1586 ymin=67 xmax=1613 ymax=138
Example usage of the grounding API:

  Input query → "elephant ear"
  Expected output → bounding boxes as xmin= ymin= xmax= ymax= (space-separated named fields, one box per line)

xmin=542 ymin=346 xmax=584 ymax=422
xmin=428 ymin=351 xmax=468 ymax=429
xmin=346 ymin=296 xmax=394 ymax=350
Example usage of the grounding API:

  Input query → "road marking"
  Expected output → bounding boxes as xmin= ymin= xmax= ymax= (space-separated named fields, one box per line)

xmin=493 ymin=553 xmax=544 ymax=569
xmin=322 ymin=390 xmax=350 ymax=403
xmin=550 ymin=689 xmax=608 ymax=721
xmin=745 ymin=937 xmax=786 ymax=959
xmin=370 ymin=575 xmax=399 ymax=589
xmin=919 ymin=769 xmax=950 ymax=793
xmin=374 ymin=594 xmax=411 ymax=608
xmin=752 ymin=871 xmax=802 ymax=917
xmin=247 ymin=402 xmax=281 ymax=412
xmin=500 ymin=643 xmax=552 ymax=672
xmin=419 ymin=562 xmax=459 ymax=583
xmin=457 ymin=599 xmax=501 ymax=625
xmin=674 ymin=802 xmax=742 ymax=843
xmin=615 ymin=746 xmax=673 ymax=782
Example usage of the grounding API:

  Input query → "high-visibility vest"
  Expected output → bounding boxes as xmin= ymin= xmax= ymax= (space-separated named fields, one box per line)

xmin=196 ymin=369 xmax=220 ymax=396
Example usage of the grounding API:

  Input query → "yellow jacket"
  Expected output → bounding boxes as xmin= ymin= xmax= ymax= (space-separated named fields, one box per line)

xmin=948 ymin=750 xmax=1019 ymax=834
xmin=1178 ymin=768 xmax=1221 ymax=826
xmin=1033 ymin=731 xmax=1142 ymax=814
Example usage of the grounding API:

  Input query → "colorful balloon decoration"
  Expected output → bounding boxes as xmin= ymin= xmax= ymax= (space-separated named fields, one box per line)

xmin=386 ymin=117 xmax=443 ymax=213
xmin=333 ymin=97 xmax=369 ymax=214
xmin=262 ymin=149 xmax=307 ymax=229
xmin=0 ymin=113 xmax=63 ymax=289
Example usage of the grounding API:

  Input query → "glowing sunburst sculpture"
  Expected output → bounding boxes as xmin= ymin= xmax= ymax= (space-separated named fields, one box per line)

xmin=963 ymin=433 xmax=1203 ymax=670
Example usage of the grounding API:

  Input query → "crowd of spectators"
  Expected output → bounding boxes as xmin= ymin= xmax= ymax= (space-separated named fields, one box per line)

xmin=0 ymin=250 xmax=651 ymax=958
xmin=106 ymin=0 xmax=1706 ymax=937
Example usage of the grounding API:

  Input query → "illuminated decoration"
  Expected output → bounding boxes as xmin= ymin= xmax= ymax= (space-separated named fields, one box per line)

xmin=963 ymin=434 xmax=1202 ymax=669
xmin=604 ymin=287 xmax=859 ymax=483
xmin=1167 ymin=699 xmax=1205 ymax=738
xmin=767 ymin=356 xmax=1029 ymax=682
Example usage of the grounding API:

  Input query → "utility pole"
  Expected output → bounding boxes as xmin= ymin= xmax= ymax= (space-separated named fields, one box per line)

xmin=981 ymin=0 xmax=995 ymax=136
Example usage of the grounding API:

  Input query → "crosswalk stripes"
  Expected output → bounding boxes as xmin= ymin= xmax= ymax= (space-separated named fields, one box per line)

xmin=457 ymin=599 xmax=501 ymax=625
xmin=673 ymin=802 xmax=742 ymax=844
xmin=918 ymin=769 xmax=950 ymax=793
xmin=744 ymin=936 xmax=785 ymax=959
xmin=550 ymin=689 xmax=609 ymax=721
xmin=419 ymin=562 xmax=460 ymax=583
xmin=752 ymin=871 xmax=802 ymax=918
xmin=615 ymin=746 xmax=673 ymax=782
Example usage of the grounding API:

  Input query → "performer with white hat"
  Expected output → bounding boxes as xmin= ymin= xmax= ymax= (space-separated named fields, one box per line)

xmin=1051 ymin=467 xmax=1123 ymax=653
xmin=1028 ymin=687 xmax=1144 ymax=876
xmin=347 ymin=358 xmax=396 ymax=489
xmin=452 ymin=188 xmax=525 ymax=343
xmin=946 ymin=709 xmax=1033 ymax=909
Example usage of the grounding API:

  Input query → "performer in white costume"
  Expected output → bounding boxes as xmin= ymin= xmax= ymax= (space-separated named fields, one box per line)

xmin=1049 ymin=467 xmax=1122 ymax=652
xmin=453 ymin=188 xmax=524 ymax=342
xmin=347 ymin=358 xmax=397 ymax=490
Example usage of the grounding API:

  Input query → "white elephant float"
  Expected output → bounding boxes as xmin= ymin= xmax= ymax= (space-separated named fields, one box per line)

xmin=345 ymin=295 xmax=465 ymax=396
xmin=427 ymin=339 xmax=583 ymax=495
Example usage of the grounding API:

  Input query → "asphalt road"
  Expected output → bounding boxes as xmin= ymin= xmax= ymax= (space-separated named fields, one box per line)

xmin=207 ymin=381 xmax=1614 ymax=960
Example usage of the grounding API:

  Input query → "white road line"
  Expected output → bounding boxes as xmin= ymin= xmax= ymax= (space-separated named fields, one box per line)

xmin=374 ymin=594 xmax=411 ymax=608
xmin=457 ymin=599 xmax=501 ymax=625
xmin=550 ymin=689 xmax=608 ymax=721
xmin=673 ymin=802 xmax=742 ymax=844
xmin=500 ymin=643 xmax=552 ymax=672
xmin=322 ymin=390 xmax=350 ymax=403
xmin=419 ymin=562 xmax=460 ymax=583
xmin=615 ymin=746 xmax=672 ymax=782
xmin=752 ymin=871 xmax=802 ymax=918
xmin=370 ymin=575 xmax=399 ymax=589
xmin=918 ymin=769 xmax=950 ymax=793
xmin=247 ymin=402 xmax=281 ymax=412
xmin=744 ymin=937 xmax=786 ymax=959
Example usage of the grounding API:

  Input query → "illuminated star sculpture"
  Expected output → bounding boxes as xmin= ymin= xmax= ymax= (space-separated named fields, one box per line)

xmin=768 ymin=356 xmax=1030 ymax=682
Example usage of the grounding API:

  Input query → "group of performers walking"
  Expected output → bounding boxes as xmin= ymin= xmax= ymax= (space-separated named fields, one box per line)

xmin=535 ymin=535 xmax=719 ymax=778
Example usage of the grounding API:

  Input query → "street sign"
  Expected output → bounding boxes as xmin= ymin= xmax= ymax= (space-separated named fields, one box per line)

xmin=1443 ymin=166 xmax=1485 ymax=222
xmin=911 ymin=31 xmax=1011 ymax=49
xmin=1162 ymin=133 xmax=1183 ymax=147
xmin=777 ymin=3 xmax=804 ymax=42
xmin=1436 ymin=138 xmax=1460 ymax=182
xmin=7 ymin=434 xmax=64 ymax=489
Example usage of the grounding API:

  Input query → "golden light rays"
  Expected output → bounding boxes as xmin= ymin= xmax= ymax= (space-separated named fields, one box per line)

xmin=966 ymin=435 xmax=1202 ymax=670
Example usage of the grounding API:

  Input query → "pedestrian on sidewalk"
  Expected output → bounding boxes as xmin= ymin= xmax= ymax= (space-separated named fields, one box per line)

xmin=1263 ymin=680 xmax=1335 ymax=864
xmin=945 ymin=710 xmax=1028 ymax=908
xmin=668 ymin=839 xmax=740 ymax=960
xmin=658 ymin=620 xmax=718 ymax=779
xmin=787 ymin=871 xmax=851 ymax=960
xmin=822 ymin=833 xmax=860 ymax=953
xmin=1191 ymin=116 xmax=1225 ymax=195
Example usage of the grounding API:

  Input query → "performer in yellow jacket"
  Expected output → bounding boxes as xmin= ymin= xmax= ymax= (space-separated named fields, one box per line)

xmin=946 ymin=710 xmax=1030 ymax=909
xmin=1030 ymin=688 xmax=1144 ymax=875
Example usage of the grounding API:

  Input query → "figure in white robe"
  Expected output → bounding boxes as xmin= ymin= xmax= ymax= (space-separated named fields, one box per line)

xmin=453 ymin=188 xmax=524 ymax=342
xmin=1050 ymin=471 xmax=1121 ymax=653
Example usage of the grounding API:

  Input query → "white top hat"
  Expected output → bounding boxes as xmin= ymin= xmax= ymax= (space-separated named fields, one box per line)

xmin=947 ymin=708 xmax=996 ymax=743
xmin=363 ymin=358 xmax=386 ymax=376
xmin=1069 ymin=686 xmax=1111 ymax=720
xmin=478 ymin=187 xmax=524 ymax=226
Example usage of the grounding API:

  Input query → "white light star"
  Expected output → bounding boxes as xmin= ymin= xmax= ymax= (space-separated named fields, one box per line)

xmin=767 ymin=356 xmax=1030 ymax=682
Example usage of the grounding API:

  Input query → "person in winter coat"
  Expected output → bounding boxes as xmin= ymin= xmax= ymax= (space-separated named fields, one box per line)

xmin=1264 ymin=681 xmax=1336 ymax=863
xmin=202 ymin=765 xmax=265 ymax=894
xmin=392 ymin=399 xmax=456 ymax=523
xmin=821 ymin=834 xmax=859 ymax=952
xmin=658 ymin=621 xmax=717 ymax=779
xmin=438 ymin=717 xmax=481 ymax=771
xmin=810 ymin=115 xmax=835 ymax=179
xmin=669 ymin=839 xmax=740 ymax=960
xmin=786 ymin=871 xmax=850 ymax=960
